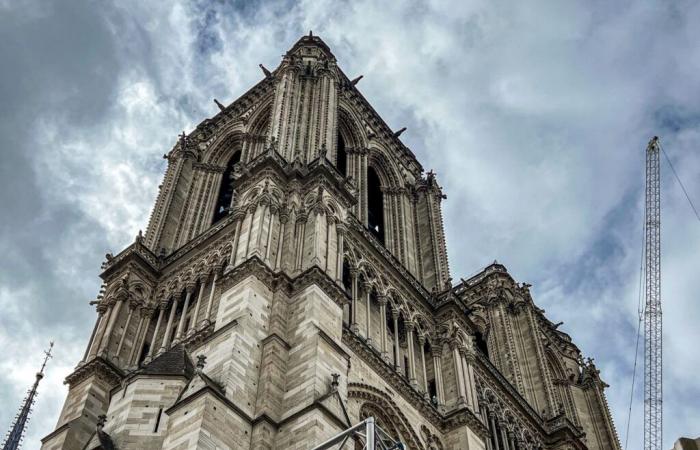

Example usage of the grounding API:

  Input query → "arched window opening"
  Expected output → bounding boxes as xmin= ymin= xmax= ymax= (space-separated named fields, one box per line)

xmin=336 ymin=132 xmax=347 ymax=177
xmin=475 ymin=331 xmax=489 ymax=358
xmin=367 ymin=166 xmax=385 ymax=244
xmin=212 ymin=151 xmax=242 ymax=223
xmin=138 ymin=342 xmax=150 ymax=366
xmin=342 ymin=260 xmax=352 ymax=293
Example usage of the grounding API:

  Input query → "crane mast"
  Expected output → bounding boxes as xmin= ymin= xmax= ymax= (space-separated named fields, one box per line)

xmin=644 ymin=136 xmax=662 ymax=450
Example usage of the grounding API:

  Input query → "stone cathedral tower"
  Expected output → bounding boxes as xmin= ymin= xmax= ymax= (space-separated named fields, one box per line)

xmin=41 ymin=35 xmax=621 ymax=450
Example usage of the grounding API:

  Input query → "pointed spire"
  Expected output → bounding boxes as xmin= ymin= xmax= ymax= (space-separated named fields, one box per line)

xmin=213 ymin=98 xmax=226 ymax=111
xmin=1 ymin=342 xmax=54 ymax=450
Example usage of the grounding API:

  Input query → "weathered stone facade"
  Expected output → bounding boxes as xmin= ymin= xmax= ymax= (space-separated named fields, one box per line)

xmin=41 ymin=35 xmax=621 ymax=450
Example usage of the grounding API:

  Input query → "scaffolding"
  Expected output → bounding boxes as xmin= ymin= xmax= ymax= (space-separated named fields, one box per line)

xmin=310 ymin=417 xmax=405 ymax=450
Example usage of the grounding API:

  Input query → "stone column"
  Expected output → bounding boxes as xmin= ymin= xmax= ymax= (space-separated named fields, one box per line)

xmin=363 ymin=282 xmax=372 ymax=345
xmin=160 ymin=295 xmax=179 ymax=353
xmin=203 ymin=265 xmax=221 ymax=327
xmin=508 ymin=431 xmax=516 ymax=450
xmin=452 ymin=342 xmax=467 ymax=406
xmin=500 ymin=425 xmax=510 ymax=450
xmin=392 ymin=311 xmax=400 ymax=370
xmin=419 ymin=335 xmax=429 ymax=394
xmin=335 ymin=224 xmax=345 ymax=283
xmin=86 ymin=304 xmax=109 ymax=361
xmin=115 ymin=301 xmax=136 ymax=361
xmin=350 ymin=269 xmax=359 ymax=333
xmin=459 ymin=348 xmax=473 ymax=410
xmin=128 ymin=306 xmax=149 ymax=366
xmin=378 ymin=295 xmax=388 ymax=360
xmin=406 ymin=321 xmax=417 ymax=385
xmin=484 ymin=416 xmax=494 ymax=450
xmin=265 ymin=206 xmax=277 ymax=264
xmin=274 ymin=212 xmax=288 ymax=270
xmin=489 ymin=412 xmax=500 ymax=450
xmin=147 ymin=305 xmax=165 ymax=360
xmin=229 ymin=213 xmax=244 ymax=268
xmin=432 ymin=348 xmax=445 ymax=407
xmin=187 ymin=281 xmax=206 ymax=337
xmin=174 ymin=285 xmax=193 ymax=344
xmin=465 ymin=348 xmax=480 ymax=413
xmin=99 ymin=297 xmax=124 ymax=356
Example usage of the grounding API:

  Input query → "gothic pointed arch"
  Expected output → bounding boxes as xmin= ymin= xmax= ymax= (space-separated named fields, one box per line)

xmin=336 ymin=108 xmax=364 ymax=177
xmin=348 ymin=383 xmax=425 ymax=450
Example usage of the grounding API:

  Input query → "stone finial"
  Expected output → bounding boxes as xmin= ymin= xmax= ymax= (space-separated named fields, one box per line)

xmin=196 ymin=355 xmax=207 ymax=372
xmin=97 ymin=414 xmax=107 ymax=430
xmin=214 ymin=98 xmax=226 ymax=111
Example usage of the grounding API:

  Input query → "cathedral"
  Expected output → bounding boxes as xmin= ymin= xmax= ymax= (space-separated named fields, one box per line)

xmin=40 ymin=35 xmax=621 ymax=450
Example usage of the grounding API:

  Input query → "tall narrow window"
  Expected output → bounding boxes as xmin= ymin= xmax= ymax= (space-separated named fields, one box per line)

xmin=367 ymin=167 xmax=385 ymax=244
xmin=336 ymin=132 xmax=347 ymax=177
xmin=212 ymin=151 xmax=242 ymax=223
xmin=475 ymin=331 xmax=489 ymax=358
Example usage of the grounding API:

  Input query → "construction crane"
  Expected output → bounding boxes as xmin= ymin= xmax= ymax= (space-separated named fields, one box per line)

xmin=644 ymin=136 xmax=662 ymax=450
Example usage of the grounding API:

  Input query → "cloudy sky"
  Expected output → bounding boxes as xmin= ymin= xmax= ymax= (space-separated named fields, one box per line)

xmin=1 ymin=0 xmax=699 ymax=448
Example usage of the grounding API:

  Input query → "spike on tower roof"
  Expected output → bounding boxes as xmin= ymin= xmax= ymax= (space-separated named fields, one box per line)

xmin=1 ymin=342 xmax=54 ymax=450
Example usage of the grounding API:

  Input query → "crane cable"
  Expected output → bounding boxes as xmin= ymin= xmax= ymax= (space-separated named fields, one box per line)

xmin=659 ymin=141 xmax=700 ymax=223
xmin=624 ymin=197 xmax=647 ymax=450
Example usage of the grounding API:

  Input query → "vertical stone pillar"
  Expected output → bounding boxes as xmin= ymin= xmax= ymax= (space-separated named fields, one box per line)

xmin=335 ymin=224 xmax=345 ymax=283
xmin=392 ymin=311 xmax=400 ymax=370
xmin=274 ymin=211 xmax=288 ymax=270
xmin=363 ymin=282 xmax=372 ymax=344
xmin=147 ymin=305 xmax=165 ymax=360
xmin=500 ymin=425 xmax=510 ymax=450
xmin=265 ymin=206 xmax=277 ymax=264
xmin=432 ymin=348 xmax=445 ymax=408
xmin=452 ymin=342 xmax=467 ymax=406
xmin=350 ymin=269 xmax=359 ymax=333
xmin=406 ymin=321 xmax=417 ymax=385
xmin=99 ymin=297 xmax=124 ymax=356
xmin=419 ymin=334 xmax=428 ymax=394
xmin=160 ymin=295 xmax=179 ymax=353
xmin=174 ymin=285 xmax=194 ymax=343
xmin=460 ymin=348 xmax=474 ymax=411
xmin=508 ymin=431 xmax=516 ymax=450
xmin=378 ymin=295 xmax=388 ymax=360
xmin=204 ymin=265 xmax=221 ymax=326
xmin=128 ymin=306 xmax=149 ymax=367
xmin=115 ymin=301 xmax=136 ymax=361
xmin=489 ymin=412 xmax=500 ymax=450
xmin=464 ymin=347 xmax=480 ymax=413
xmin=86 ymin=303 xmax=109 ymax=361
xmin=187 ymin=281 xmax=206 ymax=337
xmin=229 ymin=212 xmax=244 ymax=267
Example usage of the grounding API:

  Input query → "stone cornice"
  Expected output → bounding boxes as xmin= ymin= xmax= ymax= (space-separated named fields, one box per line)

xmin=66 ymin=357 xmax=124 ymax=388
xmin=100 ymin=240 xmax=159 ymax=281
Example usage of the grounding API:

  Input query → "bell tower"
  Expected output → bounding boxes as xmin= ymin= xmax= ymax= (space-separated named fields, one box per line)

xmin=40 ymin=32 xmax=622 ymax=450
